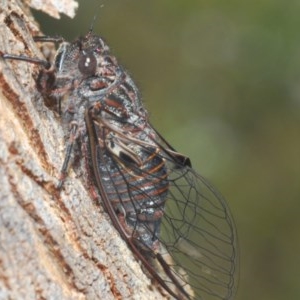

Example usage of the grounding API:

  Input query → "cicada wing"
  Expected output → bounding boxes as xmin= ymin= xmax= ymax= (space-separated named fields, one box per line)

xmin=157 ymin=161 xmax=239 ymax=300
xmin=86 ymin=107 xmax=238 ymax=299
xmin=149 ymin=125 xmax=239 ymax=298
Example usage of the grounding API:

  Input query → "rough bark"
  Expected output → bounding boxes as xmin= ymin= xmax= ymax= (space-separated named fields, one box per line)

xmin=0 ymin=1 xmax=163 ymax=299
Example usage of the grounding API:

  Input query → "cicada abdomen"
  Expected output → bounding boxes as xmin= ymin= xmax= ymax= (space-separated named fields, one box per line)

xmin=86 ymin=106 xmax=169 ymax=247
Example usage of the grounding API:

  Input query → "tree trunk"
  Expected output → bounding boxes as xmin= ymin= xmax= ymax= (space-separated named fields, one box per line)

xmin=0 ymin=1 xmax=163 ymax=299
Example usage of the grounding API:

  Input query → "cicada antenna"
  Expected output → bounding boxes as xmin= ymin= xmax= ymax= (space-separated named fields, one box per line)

xmin=89 ymin=0 xmax=106 ymax=34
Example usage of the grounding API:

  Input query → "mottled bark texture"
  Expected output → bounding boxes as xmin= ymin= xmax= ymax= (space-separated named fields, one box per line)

xmin=0 ymin=1 xmax=163 ymax=299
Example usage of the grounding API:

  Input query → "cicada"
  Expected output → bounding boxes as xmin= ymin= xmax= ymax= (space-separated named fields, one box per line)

xmin=1 ymin=28 xmax=238 ymax=300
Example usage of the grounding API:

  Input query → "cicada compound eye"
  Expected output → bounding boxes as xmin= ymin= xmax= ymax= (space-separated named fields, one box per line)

xmin=78 ymin=51 xmax=97 ymax=76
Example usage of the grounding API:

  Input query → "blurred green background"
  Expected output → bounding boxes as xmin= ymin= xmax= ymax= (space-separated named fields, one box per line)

xmin=34 ymin=1 xmax=300 ymax=299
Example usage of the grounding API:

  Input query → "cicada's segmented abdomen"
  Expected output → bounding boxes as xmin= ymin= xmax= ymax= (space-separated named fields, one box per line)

xmin=97 ymin=141 xmax=170 ymax=250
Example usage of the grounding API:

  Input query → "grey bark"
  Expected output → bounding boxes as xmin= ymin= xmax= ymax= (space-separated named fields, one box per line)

xmin=0 ymin=1 xmax=163 ymax=299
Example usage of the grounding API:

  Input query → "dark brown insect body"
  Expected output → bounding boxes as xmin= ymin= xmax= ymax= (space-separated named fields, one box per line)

xmin=2 ymin=31 xmax=238 ymax=299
